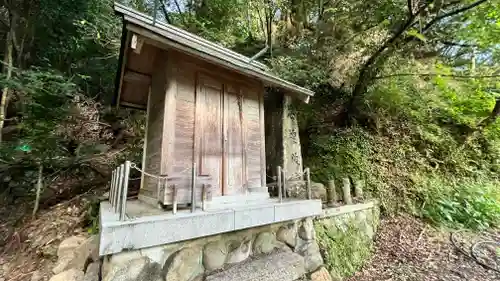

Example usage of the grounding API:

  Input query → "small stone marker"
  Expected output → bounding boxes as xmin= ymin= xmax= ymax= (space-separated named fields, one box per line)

xmin=327 ymin=180 xmax=336 ymax=206
xmin=342 ymin=178 xmax=353 ymax=205
xmin=354 ymin=179 xmax=364 ymax=199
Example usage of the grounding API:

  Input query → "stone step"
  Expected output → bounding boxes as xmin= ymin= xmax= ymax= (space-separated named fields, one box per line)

xmin=205 ymin=252 xmax=306 ymax=281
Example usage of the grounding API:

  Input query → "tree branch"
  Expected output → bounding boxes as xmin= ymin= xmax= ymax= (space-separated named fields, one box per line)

xmin=349 ymin=4 xmax=430 ymax=111
xmin=423 ymin=0 xmax=489 ymax=32
xmin=374 ymin=73 xmax=500 ymax=80
xmin=160 ymin=0 xmax=172 ymax=24
xmin=407 ymin=0 xmax=413 ymax=16
xmin=172 ymin=0 xmax=188 ymax=26
xmin=440 ymin=40 xmax=478 ymax=48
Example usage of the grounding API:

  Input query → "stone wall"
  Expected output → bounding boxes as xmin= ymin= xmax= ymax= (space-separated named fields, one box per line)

xmin=100 ymin=217 xmax=323 ymax=281
xmin=49 ymin=202 xmax=379 ymax=281
xmin=315 ymin=202 xmax=380 ymax=280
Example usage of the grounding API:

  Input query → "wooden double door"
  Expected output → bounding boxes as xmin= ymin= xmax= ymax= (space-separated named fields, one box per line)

xmin=195 ymin=74 xmax=263 ymax=197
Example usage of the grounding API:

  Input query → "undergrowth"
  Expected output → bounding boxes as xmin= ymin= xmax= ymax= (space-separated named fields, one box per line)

xmin=315 ymin=219 xmax=372 ymax=278
xmin=303 ymin=68 xmax=500 ymax=231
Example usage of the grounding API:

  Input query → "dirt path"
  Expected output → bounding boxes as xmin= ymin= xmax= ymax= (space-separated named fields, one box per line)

xmin=348 ymin=216 xmax=499 ymax=281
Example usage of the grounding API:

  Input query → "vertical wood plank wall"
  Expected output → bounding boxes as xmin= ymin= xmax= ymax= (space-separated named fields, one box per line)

xmin=140 ymin=49 xmax=266 ymax=205
xmin=141 ymin=50 xmax=168 ymax=200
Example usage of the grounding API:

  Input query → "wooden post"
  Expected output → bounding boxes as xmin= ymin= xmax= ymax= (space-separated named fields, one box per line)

xmin=120 ymin=161 xmax=131 ymax=221
xmin=113 ymin=166 xmax=121 ymax=212
xmin=327 ymin=180 xmax=336 ymax=206
xmin=202 ymin=184 xmax=207 ymax=211
xmin=277 ymin=166 xmax=282 ymax=203
xmin=191 ymin=163 xmax=197 ymax=213
xmin=32 ymin=164 xmax=43 ymax=218
xmin=342 ymin=178 xmax=353 ymax=205
xmin=110 ymin=170 xmax=116 ymax=206
xmin=305 ymin=168 xmax=311 ymax=200
xmin=282 ymin=169 xmax=287 ymax=199
xmin=172 ymin=184 xmax=177 ymax=214
xmin=354 ymin=179 xmax=364 ymax=199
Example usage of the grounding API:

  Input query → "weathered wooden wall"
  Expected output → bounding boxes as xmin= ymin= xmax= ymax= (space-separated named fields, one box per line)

xmin=141 ymin=50 xmax=168 ymax=200
xmin=140 ymin=48 xmax=267 ymax=206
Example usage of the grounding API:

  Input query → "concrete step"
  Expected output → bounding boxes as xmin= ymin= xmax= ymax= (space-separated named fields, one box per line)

xmin=205 ymin=252 xmax=306 ymax=281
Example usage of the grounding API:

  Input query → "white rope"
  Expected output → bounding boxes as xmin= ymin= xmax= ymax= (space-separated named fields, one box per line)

xmin=129 ymin=162 xmax=191 ymax=180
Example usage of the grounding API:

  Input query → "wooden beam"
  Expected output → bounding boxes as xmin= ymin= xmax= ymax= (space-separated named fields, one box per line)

xmin=123 ymin=70 xmax=152 ymax=84
xmin=131 ymin=33 xmax=145 ymax=54
xmin=120 ymin=101 xmax=147 ymax=110
xmin=116 ymin=32 xmax=132 ymax=109
xmin=140 ymin=87 xmax=152 ymax=193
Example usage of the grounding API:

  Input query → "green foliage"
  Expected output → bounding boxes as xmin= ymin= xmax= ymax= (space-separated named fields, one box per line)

xmin=84 ymin=198 xmax=101 ymax=234
xmin=315 ymin=219 xmax=373 ymax=278
xmin=0 ymin=68 xmax=76 ymax=164
xmin=419 ymin=176 xmax=500 ymax=230
xmin=307 ymin=127 xmax=372 ymax=184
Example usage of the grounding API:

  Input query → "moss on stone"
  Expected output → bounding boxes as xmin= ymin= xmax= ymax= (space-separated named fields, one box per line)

xmin=314 ymin=216 xmax=373 ymax=279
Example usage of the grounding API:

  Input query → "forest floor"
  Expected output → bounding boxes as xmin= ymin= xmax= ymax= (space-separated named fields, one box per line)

xmin=0 ymin=195 xmax=94 ymax=281
xmin=1 ymin=198 xmax=499 ymax=281
xmin=348 ymin=216 xmax=500 ymax=281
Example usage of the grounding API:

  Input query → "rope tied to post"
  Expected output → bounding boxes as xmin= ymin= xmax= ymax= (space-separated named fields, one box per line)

xmin=129 ymin=162 xmax=191 ymax=180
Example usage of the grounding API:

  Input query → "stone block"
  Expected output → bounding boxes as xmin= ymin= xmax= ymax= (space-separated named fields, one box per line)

xmin=164 ymin=247 xmax=204 ymax=281
xmin=100 ymin=206 xmax=235 ymax=256
xmin=203 ymin=241 xmax=228 ymax=271
xmin=276 ymin=223 xmax=297 ymax=248
xmin=57 ymin=236 xmax=87 ymax=258
xmin=294 ymin=182 xmax=327 ymax=202
xmin=83 ymin=262 xmax=100 ymax=281
xmin=299 ymin=218 xmax=315 ymax=241
xmin=233 ymin=205 xmax=274 ymax=229
xmin=104 ymin=257 xmax=161 ymax=281
xmin=205 ymin=252 xmax=305 ymax=281
xmin=296 ymin=241 xmax=323 ymax=272
xmin=53 ymin=236 xmax=99 ymax=274
xmin=274 ymin=200 xmax=322 ymax=222
xmin=226 ymin=239 xmax=252 ymax=264
xmin=253 ymin=232 xmax=276 ymax=255
xmin=49 ymin=269 xmax=84 ymax=281
xmin=310 ymin=267 xmax=332 ymax=281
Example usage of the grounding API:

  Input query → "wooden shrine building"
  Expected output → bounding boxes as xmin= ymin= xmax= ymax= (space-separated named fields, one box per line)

xmin=100 ymin=3 xmax=321 ymax=256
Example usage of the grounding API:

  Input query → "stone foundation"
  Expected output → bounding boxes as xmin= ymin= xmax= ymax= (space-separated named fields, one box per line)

xmin=49 ymin=201 xmax=379 ymax=281
xmin=101 ymin=217 xmax=323 ymax=281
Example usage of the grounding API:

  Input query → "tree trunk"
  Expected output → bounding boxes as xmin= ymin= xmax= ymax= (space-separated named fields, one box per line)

xmin=32 ymin=164 xmax=43 ymax=218
xmin=0 ymin=28 xmax=14 ymax=143
xmin=477 ymin=98 xmax=500 ymax=129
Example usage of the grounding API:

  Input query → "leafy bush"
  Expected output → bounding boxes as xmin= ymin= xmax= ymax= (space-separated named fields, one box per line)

xmin=420 ymin=177 xmax=500 ymax=230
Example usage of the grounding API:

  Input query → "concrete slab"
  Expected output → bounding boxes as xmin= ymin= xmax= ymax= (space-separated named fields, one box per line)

xmin=274 ymin=200 xmax=323 ymax=222
xmin=205 ymin=252 xmax=306 ymax=281
xmin=99 ymin=199 xmax=322 ymax=256
xmin=320 ymin=201 xmax=376 ymax=218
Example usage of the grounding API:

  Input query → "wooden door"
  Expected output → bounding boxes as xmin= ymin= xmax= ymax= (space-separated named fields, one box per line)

xmin=197 ymin=75 xmax=224 ymax=196
xmin=224 ymin=85 xmax=245 ymax=195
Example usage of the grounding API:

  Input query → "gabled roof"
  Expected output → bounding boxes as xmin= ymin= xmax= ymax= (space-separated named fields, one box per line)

xmin=113 ymin=3 xmax=314 ymax=104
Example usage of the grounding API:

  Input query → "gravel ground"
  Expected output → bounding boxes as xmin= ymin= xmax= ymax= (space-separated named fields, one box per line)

xmin=348 ymin=215 xmax=500 ymax=281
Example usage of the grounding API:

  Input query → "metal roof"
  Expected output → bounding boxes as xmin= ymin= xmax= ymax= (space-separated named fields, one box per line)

xmin=114 ymin=2 xmax=314 ymax=103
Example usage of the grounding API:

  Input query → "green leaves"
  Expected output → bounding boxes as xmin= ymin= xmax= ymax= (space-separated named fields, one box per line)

xmin=422 ymin=178 xmax=500 ymax=230
xmin=407 ymin=29 xmax=427 ymax=42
